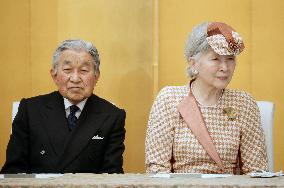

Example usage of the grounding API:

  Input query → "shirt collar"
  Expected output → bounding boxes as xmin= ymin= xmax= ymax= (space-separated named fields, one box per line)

xmin=63 ymin=97 xmax=88 ymax=112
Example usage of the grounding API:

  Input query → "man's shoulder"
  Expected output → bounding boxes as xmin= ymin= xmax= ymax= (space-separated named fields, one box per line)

xmin=89 ymin=94 xmax=125 ymax=114
xmin=23 ymin=91 xmax=60 ymax=103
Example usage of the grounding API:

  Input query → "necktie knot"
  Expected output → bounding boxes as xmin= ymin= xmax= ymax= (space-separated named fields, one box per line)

xmin=67 ymin=105 xmax=80 ymax=131
xmin=70 ymin=105 xmax=80 ymax=115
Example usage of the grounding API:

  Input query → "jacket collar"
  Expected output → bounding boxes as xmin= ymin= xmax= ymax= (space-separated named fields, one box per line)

xmin=177 ymin=83 xmax=225 ymax=171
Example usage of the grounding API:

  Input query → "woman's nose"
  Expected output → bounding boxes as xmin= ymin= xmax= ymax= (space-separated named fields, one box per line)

xmin=219 ymin=60 xmax=228 ymax=71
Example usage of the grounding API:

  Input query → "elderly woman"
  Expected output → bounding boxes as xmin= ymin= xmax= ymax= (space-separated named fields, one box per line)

xmin=145 ymin=22 xmax=268 ymax=174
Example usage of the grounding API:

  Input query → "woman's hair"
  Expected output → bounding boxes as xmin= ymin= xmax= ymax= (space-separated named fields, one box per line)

xmin=184 ymin=22 xmax=211 ymax=62
xmin=184 ymin=22 xmax=211 ymax=78
xmin=52 ymin=39 xmax=100 ymax=75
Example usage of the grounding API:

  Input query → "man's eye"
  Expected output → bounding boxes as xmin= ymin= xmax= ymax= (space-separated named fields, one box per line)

xmin=81 ymin=69 xmax=89 ymax=73
xmin=63 ymin=68 xmax=72 ymax=72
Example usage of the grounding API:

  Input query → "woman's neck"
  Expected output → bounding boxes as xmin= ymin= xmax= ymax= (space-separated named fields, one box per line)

xmin=190 ymin=80 xmax=223 ymax=106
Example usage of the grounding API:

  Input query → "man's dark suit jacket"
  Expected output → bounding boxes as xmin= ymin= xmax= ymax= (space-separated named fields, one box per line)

xmin=1 ymin=91 xmax=126 ymax=174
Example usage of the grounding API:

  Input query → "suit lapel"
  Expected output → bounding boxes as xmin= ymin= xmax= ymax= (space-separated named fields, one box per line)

xmin=58 ymin=95 xmax=109 ymax=170
xmin=41 ymin=92 xmax=69 ymax=156
xmin=177 ymin=91 xmax=225 ymax=171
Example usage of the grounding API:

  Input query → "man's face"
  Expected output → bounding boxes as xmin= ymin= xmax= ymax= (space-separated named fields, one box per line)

xmin=51 ymin=49 xmax=99 ymax=104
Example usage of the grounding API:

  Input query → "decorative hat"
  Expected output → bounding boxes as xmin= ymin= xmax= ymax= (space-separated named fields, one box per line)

xmin=206 ymin=22 xmax=244 ymax=55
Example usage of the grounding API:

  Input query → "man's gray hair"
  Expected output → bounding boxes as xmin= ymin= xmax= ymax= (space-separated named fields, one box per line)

xmin=52 ymin=39 xmax=100 ymax=75
xmin=184 ymin=22 xmax=211 ymax=78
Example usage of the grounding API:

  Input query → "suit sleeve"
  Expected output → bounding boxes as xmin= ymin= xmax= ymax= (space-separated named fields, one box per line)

xmin=1 ymin=99 xmax=30 ymax=173
xmin=99 ymin=109 xmax=126 ymax=173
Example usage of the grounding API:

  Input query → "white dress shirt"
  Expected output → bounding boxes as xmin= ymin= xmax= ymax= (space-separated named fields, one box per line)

xmin=63 ymin=98 xmax=87 ymax=119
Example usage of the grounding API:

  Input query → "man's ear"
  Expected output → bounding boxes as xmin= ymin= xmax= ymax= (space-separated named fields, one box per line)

xmin=95 ymin=71 xmax=100 ymax=81
xmin=50 ymin=69 xmax=58 ymax=84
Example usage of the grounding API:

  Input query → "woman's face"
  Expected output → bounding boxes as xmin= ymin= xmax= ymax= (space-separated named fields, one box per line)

xmin=193 ymin=49 xmax=236 ymax=90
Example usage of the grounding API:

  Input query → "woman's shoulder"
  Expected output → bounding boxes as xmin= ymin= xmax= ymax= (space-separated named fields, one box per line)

xmin=224 ymin=89 xmax=257 ymax=105
xmin=158 ymin=85 xmax=189 ymax=98
xmin=153 ymin=85 xmax=189 ymax=106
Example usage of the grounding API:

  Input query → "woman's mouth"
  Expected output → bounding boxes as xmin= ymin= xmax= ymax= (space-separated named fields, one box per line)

xmin=217 ymin=76 xmax=228 ymax=81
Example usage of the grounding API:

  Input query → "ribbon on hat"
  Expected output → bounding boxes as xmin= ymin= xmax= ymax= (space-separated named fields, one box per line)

xmin=206 ymin=22 xmax=244 ymax=55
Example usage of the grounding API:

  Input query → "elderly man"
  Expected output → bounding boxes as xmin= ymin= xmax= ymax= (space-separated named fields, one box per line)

xmin=1 ymin=39 xmax=126 ymax=174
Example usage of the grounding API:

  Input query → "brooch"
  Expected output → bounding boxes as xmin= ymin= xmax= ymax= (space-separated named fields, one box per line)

xmin=223 ymin=107 xmax=237 ymax=121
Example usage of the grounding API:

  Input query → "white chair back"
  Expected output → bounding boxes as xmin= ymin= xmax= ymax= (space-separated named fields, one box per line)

xmin=12 ymin=101 xmax=20 ymax=122
xmin=256 ymin=101 xmax=275 ymax=172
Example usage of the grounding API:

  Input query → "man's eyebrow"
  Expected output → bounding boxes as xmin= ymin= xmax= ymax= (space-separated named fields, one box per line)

xmin=61 ymin=60 xmax=93 ymax=66
xmin=62 ymin=60 xmax=72 ymax=65
xmin=81 ymin=61 xmax=93 ymax=66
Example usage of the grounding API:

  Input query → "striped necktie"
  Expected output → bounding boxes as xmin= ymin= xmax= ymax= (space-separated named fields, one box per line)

xmin=67 ymin=105 xmax=80 ymax=131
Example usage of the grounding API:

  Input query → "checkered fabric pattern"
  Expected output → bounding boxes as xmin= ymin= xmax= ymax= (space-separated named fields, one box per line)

xmin=145 ymin=85 xmax=268 ymax=174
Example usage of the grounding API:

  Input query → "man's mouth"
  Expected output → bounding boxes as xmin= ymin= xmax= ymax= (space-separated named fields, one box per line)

xmin=69 ymin=87 xmax=83 ymax=90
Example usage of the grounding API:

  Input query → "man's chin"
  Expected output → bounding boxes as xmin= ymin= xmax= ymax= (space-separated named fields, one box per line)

xmin=66 ymin=95 xmax=86 ymax=104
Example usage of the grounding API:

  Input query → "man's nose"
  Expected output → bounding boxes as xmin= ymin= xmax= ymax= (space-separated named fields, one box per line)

xmin=70 ymin=71 xmax=81 ymax=82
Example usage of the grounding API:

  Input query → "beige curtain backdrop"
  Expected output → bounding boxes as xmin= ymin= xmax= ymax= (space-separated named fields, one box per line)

xmin=0 ymin=0 xmax=283 ymax=172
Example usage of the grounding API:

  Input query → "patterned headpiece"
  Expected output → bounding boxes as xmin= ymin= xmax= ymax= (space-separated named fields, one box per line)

xmin=206 ymin=22 xmax=244 ymax=55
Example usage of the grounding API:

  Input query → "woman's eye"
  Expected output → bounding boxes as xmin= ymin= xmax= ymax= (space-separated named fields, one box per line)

xmin=227 ymin=57 xmax=235 ymax=61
